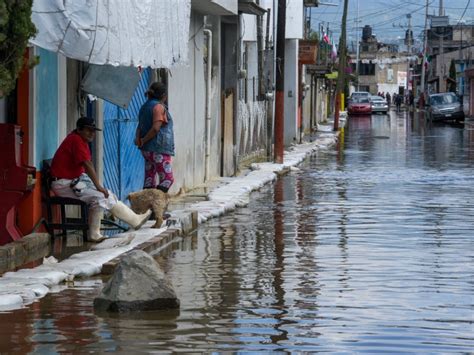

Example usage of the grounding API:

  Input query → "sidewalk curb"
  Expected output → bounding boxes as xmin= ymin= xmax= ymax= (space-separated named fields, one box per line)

xmin=101 ymin=227 xmax=181 ymax=275
xmin=101 ymin=210 xmax=198 ymax=275
xmin=0 ymin=233 xmax=51 ymax=274
xmin=180 ymin=121 xmax=345 ymax=226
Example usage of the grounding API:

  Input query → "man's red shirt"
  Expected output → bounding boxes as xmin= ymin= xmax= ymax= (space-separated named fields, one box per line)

xmin=50 ymin=131 xmax=91 ymax=179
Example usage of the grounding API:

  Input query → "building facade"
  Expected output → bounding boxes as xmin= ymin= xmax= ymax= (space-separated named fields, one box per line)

xmin=2 ymin=0 xmax=331 ymax=239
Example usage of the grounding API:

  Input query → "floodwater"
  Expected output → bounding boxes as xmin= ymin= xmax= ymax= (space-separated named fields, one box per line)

xmin=1 ymin=111 xmax=473 ymax=353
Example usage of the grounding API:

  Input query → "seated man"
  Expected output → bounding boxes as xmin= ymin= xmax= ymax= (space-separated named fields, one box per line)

xmin=50 ymin=117 xmax=151 ymax=242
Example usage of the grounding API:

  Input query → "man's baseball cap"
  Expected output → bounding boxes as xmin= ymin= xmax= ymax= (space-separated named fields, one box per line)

xmin=76 ymin=117 xmax=102 ymax=131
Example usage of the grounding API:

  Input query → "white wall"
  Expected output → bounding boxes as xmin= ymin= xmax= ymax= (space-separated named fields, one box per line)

xmin=245 ymin=41 xmax=259 ymax=101
xmin=242 ymin=14 xmax=257 ymax=41
xmin=285 ymin=0 xmax=303 ymax=40
xmin=284 ymin=39 xmax=299 ymax=145
xmin=242 ymin=1 xmax=276 ymax=43
xmin=168 ymin=11 xmax=222 ymax=193
xmin=238 ymin=33 xmax=268 ymax=160
xmin=169 ymin=13 xmax=205 ymax=193
xmin=208 ymin=16 xmax=222 ymax=180
xmin=301 ymin=67 xmax=311 ymax=136
xmin=315 ymin=78 xmax=329 ymax=124
xmin=242 ymin=2 xmax=276 ymax=46
xmin=241 ymin=0 xmax=302 ymax=43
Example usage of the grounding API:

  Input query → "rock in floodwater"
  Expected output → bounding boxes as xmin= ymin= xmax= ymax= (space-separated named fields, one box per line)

xmin=94 ymin=250 xmax=179 ymax=312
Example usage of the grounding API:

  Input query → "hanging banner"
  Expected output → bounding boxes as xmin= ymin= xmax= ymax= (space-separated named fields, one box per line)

xmin=387 ymin=69 xmax=394 ymax=83
xmin=397 ymin=71 xmax=407 ymax=88
xmin=356 ymin=56 xmax=418 ymax=65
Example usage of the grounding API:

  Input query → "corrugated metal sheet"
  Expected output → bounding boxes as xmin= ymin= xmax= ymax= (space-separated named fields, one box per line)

xmin=103 ymin=69 xmax=151 ymax=200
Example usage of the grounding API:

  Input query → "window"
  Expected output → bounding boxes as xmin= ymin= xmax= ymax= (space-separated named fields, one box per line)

xmin=352 ymin=62 xmax=375 ymax=76
xmin=359 ymin=62 xmax=375 ymax=76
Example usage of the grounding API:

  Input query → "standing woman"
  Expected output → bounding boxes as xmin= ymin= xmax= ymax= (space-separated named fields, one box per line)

xmin=135 ymin=82 xmax=175 ymax=194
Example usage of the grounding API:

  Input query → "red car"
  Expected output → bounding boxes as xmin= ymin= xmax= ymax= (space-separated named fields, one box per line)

xmin=348 ymin=98 xmax=372 ymax=115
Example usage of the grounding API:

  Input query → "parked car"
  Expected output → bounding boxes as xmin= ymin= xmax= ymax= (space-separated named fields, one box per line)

xmin=369 ymin=95 xmax=389 ymax=114
xmin=426 ymin=92 xmax=465 ymax=122
xmin=349 ymin=91 xmax=370 ymax=103
xmin=348 ymin=97 xmax=372 ymax=115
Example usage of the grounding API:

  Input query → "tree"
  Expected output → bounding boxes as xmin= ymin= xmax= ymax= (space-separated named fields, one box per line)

xmin=306 ymin=29 xmax=320 ymax=42
xmin=0 ymin=0 xmax=37 ymax=97
xmin=448 ymin=59 xmax=456 ymax=93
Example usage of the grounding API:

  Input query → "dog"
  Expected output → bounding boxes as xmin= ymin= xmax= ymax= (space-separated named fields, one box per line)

xmin=127 ymin=189 xmax=168 ymax=228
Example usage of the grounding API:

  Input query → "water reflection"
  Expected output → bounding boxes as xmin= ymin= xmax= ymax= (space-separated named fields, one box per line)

xmin=1 ymin=111 xmax=473 ymax=352
xmin=269 ymin=178 xmax=289 ymax=345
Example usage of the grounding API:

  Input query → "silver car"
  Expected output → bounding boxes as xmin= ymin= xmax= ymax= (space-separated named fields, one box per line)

xmin=426 ymin=93 xmax=464 ymax=122
xmin=370 ymin=95 xmax=389 ymax=114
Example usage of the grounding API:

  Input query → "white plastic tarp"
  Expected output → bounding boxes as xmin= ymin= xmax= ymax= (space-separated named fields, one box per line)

xmin=30 ymin=0 xmax=191 ymax=68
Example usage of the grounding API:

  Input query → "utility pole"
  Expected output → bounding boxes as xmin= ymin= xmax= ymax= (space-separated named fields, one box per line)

xmin=439 ymin=0 xmax=445 ymax=92
xmin=265 ymin=8 xmax=273 ymax=160
xmin=406 ymin=14 xmax=412 ymax=95
xmin=439 ymin=29 xmax=444 ymax=93
xmin=256 ymin=0 xmax=265 ymax=100
xmin=326 ymin=23 xmax=330 ymax=67
xmin=333 ymin=0 xmax=349 ymax=131
xmin=274 ymin=0 xmax=286 ymax=163
xmin=420 ymin=0 xmax=429 ymax=106
xmin=356 ymin=0 xmax=360 ymax=91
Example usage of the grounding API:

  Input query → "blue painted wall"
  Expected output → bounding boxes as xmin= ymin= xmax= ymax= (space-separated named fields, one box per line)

xmin=103 ymin=69 xmax=151 ymax=200
xmin=35 ymin=48 xmax=59 ymax=168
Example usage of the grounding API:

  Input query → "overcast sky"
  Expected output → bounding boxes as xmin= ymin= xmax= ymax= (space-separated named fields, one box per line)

xmin=310 ymin=0 xmax=473 ymax=50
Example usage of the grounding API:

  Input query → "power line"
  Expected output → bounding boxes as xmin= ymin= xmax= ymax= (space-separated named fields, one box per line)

xmin=368 ymin=1 xmax=435 ymax=28
xmin=312 ymin=0 xmax=470 ymax=44
xmin=454 ymin=0 xmax=471 ymax=26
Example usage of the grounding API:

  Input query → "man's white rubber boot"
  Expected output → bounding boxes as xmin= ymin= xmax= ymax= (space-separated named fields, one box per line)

xmin=110 ymin=201 xmax=152 ymax=230
xmin=88 ymin=208 xmax=106 ymax=243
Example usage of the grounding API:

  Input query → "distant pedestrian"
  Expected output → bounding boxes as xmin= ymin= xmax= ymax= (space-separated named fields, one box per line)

xmin=386 ymin=92 xmax=391 ymax=108
xmin=419 ymin=92 xmax=425 ymax=108
xmin=136 ymin=82 xmax=175 ymax=194
xmin=395 ymin=94 xmax=402 ymax=112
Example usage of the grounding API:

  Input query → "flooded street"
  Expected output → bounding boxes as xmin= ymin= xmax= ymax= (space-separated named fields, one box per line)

xmin=1 ymin=111 xmax=473 ymax=353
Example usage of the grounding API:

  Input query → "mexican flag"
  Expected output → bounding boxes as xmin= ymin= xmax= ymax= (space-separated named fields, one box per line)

xmin=322 ymin=30 xmax=330 ymax=45
xmin=331 ymin=43 xmax=338 ymax=60
xmin=423 ymin=53 xmax=432 ymax=69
